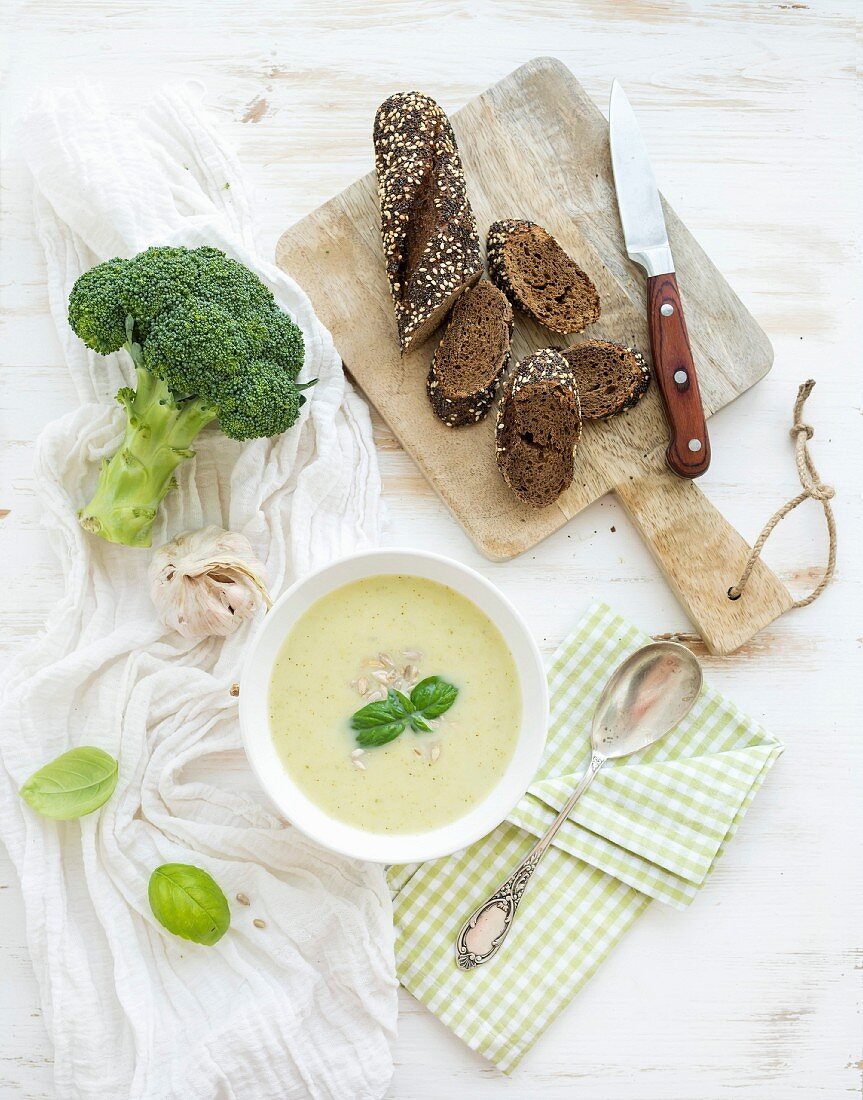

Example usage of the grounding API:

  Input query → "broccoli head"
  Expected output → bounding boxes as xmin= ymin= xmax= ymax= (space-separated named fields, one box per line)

xmin=67 ymin=245 xmax=310 ymax=546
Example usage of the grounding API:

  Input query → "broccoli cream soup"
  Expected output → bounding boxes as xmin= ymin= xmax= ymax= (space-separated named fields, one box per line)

xmin=268 ymin=575 xmax=522 ymax=833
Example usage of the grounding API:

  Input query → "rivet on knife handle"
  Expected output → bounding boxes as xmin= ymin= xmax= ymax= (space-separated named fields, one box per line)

xmin=647 ymin=272 xmax=711 ymax=478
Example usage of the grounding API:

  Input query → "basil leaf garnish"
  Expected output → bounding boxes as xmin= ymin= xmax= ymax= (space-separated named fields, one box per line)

xmin=350 ymin=699 xmax=404 ymax=731
xmin=19 ymin=746 xmax=118 ymax=820
xmin=410 ymin=676 xmax=459 ymax=719
xmin=355 ymin=721 xmax=406 ymax=748
xmin=349 ymin=675 xmax=459 ymax=747
xmin=390 ymin=688 xmax=415 ymax=715
xmin=351 ymin=689 xmax=413 ymax=747
xmin=148 ymin=863 xmax=230 ymax=946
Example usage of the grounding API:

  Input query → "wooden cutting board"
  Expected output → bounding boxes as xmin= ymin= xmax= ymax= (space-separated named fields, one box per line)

xmin=276 ymin=57 xmax=793 ymax=654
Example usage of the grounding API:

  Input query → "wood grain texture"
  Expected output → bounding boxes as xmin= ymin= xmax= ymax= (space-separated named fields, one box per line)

xmin=276 ymin=56 xmax=790 ymax=653
xmin=1 ymin=0 xmax=860 ymax=1097
xmin=647 ymin=271 xmax=711 ymax=478
xmin=615 ymin=450 xmax=793 ymax=652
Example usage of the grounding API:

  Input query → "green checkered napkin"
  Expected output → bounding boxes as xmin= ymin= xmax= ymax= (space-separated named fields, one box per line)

xmin=387 ymin=602 xmax=783 ymax=1073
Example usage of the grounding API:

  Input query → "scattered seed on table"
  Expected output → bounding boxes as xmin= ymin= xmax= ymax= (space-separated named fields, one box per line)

xmin=253 ymin=918 xmax=266 ymax=929
xmin=229 ymin=683 xmax=240 ymax=697
xmin=236 ymin=892 xmax=250 ymax=906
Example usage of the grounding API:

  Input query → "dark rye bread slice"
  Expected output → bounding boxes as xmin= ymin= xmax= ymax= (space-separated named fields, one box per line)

xmin=374 ymin=91 xmax=483 ymax=354
xmin=487 ymin=219 xmax=601 ymax=334
xmin=559 ymin=340 xmax=650 ymax=419
xmin=495 ymin=349 xmax=582 ymax=508
xmin=427 ymin=281 xmax=514 ymax=427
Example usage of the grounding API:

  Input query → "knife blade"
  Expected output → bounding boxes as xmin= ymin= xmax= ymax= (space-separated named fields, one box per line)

xmin=609 ymin=79 xmax=710 ymax=479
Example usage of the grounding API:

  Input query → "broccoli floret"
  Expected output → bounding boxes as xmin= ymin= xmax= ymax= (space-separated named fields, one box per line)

xmin=67 ymin=245 xmax=309 ymax=547
xmin=68 ymin=259 xmax=129 ymax=354
xmin=218 ymin=363 xmax=317 ymax=441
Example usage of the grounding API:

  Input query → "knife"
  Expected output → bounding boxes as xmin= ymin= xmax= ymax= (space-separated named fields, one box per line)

xmin=609 ymin=79 xmax=710 ymax=479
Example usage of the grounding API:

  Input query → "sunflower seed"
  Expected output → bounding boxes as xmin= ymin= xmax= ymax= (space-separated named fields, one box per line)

xmin=364 ymin=687 xmax=387 ymax=703
xmin=403 ymin=664 xmax=418 ymax=682
xmin=372 ymin=669 xmax=390 ymax=684
xmin=402 ymin=649 xmax=424 ymax=661
xmin=379 ymin=652 xmax=396 ymax=669
xmin=236 ymin=892 xmax=250 ymax=906
xmin=352 ymin=757 xmax=367 ymax=771
xmin=356 ymin=677 xmax=368 ymax=695
xmin=386 ymin=669 xmax=398 ymax=684
xmin=430 ymin=744 xmax=441 ymax=763
xmin=412 ymin=747 xmax=423 ymax=758
xmin=253 ymin=918 xmax=266 ymax=929
xmin=351 ymin=748 xmax=365 ymax=759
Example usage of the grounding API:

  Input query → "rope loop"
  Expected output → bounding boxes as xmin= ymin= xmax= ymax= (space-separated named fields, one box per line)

xmin=729 ymin=381 xmax=836 ymax=610
xmin=791 ymin=422 xmax=814 ymax=442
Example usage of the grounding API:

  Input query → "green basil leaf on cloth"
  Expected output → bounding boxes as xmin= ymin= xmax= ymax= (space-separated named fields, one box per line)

xmin=148 ymin=864 xmax=230 ymax=946
xmin=19 ymin=746 xmax=118 ymax=820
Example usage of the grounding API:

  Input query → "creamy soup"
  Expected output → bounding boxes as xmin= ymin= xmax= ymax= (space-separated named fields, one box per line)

xmin=268 ymin=574 xmax=522 ymax=833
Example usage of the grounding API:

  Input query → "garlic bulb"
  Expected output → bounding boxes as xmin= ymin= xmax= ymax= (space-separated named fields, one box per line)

xmin=149 ymin=526 xmax=271 ymax=639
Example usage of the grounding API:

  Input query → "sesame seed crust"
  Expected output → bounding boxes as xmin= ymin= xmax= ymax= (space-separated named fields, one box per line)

xmin=487 ymin=219 xmax=601 ymax=334
xmin=374 ymin=91 xmax=483 ymax=354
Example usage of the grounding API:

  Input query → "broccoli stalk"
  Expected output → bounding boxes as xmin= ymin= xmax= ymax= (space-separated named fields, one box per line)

xmin=68 ymin=247 xmax=309 ymax=547
xmin=80 ymin=335 xmax=218 ymax=545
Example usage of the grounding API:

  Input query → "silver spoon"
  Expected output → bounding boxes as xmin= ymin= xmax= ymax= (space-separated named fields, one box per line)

xmin=455 ymin=641 xmax=703 ymax=970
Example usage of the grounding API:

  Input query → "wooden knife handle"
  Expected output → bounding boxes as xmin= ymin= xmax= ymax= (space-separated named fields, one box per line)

xmin=647 ymin=272 xmax=711 ymax=479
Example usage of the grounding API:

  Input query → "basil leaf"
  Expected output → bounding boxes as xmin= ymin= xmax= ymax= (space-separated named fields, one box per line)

xmin=350 ymin=699 xmax=404 ymax=731
xmin=349 ymin=675 xmax=459 ymax=748
xmin=356 ymin=721 xmax=406 ymax=748
xmin=389 ymin=688 xmax=414 ymax=715
xmin=350 ymin=688 xmax=416 ymax=747
xmin=410 ymin=676 xmax=459 ymax=719
xmin=148 ymin=863 xmax=230 ymax=946
xmin=19 ymin=746 xmax=118 ymax=820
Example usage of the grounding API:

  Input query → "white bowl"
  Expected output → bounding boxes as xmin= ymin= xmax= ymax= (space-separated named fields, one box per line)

xmin=239 ymin=549 xmax=548 ymax=864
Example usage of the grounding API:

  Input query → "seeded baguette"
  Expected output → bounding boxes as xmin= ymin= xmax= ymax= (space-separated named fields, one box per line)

xmin=487 ymin=219 xmax=600 ymax=334
xmin=495 ymin=349 xmax=582 ymax=508
xmin=374 ymin=91 xmax=483 ymax=354
xmin=427 ymin=281 xmax=514 ymax=427
xmin=559 ymin=340 xmax=650 ymax=419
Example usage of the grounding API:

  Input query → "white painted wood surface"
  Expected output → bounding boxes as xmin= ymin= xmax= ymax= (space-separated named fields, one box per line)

xmin=1 ymin=1 xmax=860 ymax=1097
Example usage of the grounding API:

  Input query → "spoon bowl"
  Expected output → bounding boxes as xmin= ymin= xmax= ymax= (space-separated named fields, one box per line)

xmin=591 ymin=641 xmax=703 ymax=758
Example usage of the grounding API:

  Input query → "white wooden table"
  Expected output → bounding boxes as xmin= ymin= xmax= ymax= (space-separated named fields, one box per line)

xmin=1 ymin=2 xmax=860 ymax=1097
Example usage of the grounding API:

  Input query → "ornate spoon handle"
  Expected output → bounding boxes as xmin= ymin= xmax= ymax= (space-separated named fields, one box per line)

xmin=455 ymin=749 xmax=606 ymax=970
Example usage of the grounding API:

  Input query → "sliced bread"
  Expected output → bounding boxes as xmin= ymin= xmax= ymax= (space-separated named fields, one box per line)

xmin=374 ymin=91 xmax=483 ymax=354
xmin=495 ymin=349 xmax=582 ymax=508
xmin=487 ymin=219 xmax=600 ymax=334
xmin=559 ymin=340 xmax=650 ymax=419
xmin=427 ymin=281 xmax=514 ymax=427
